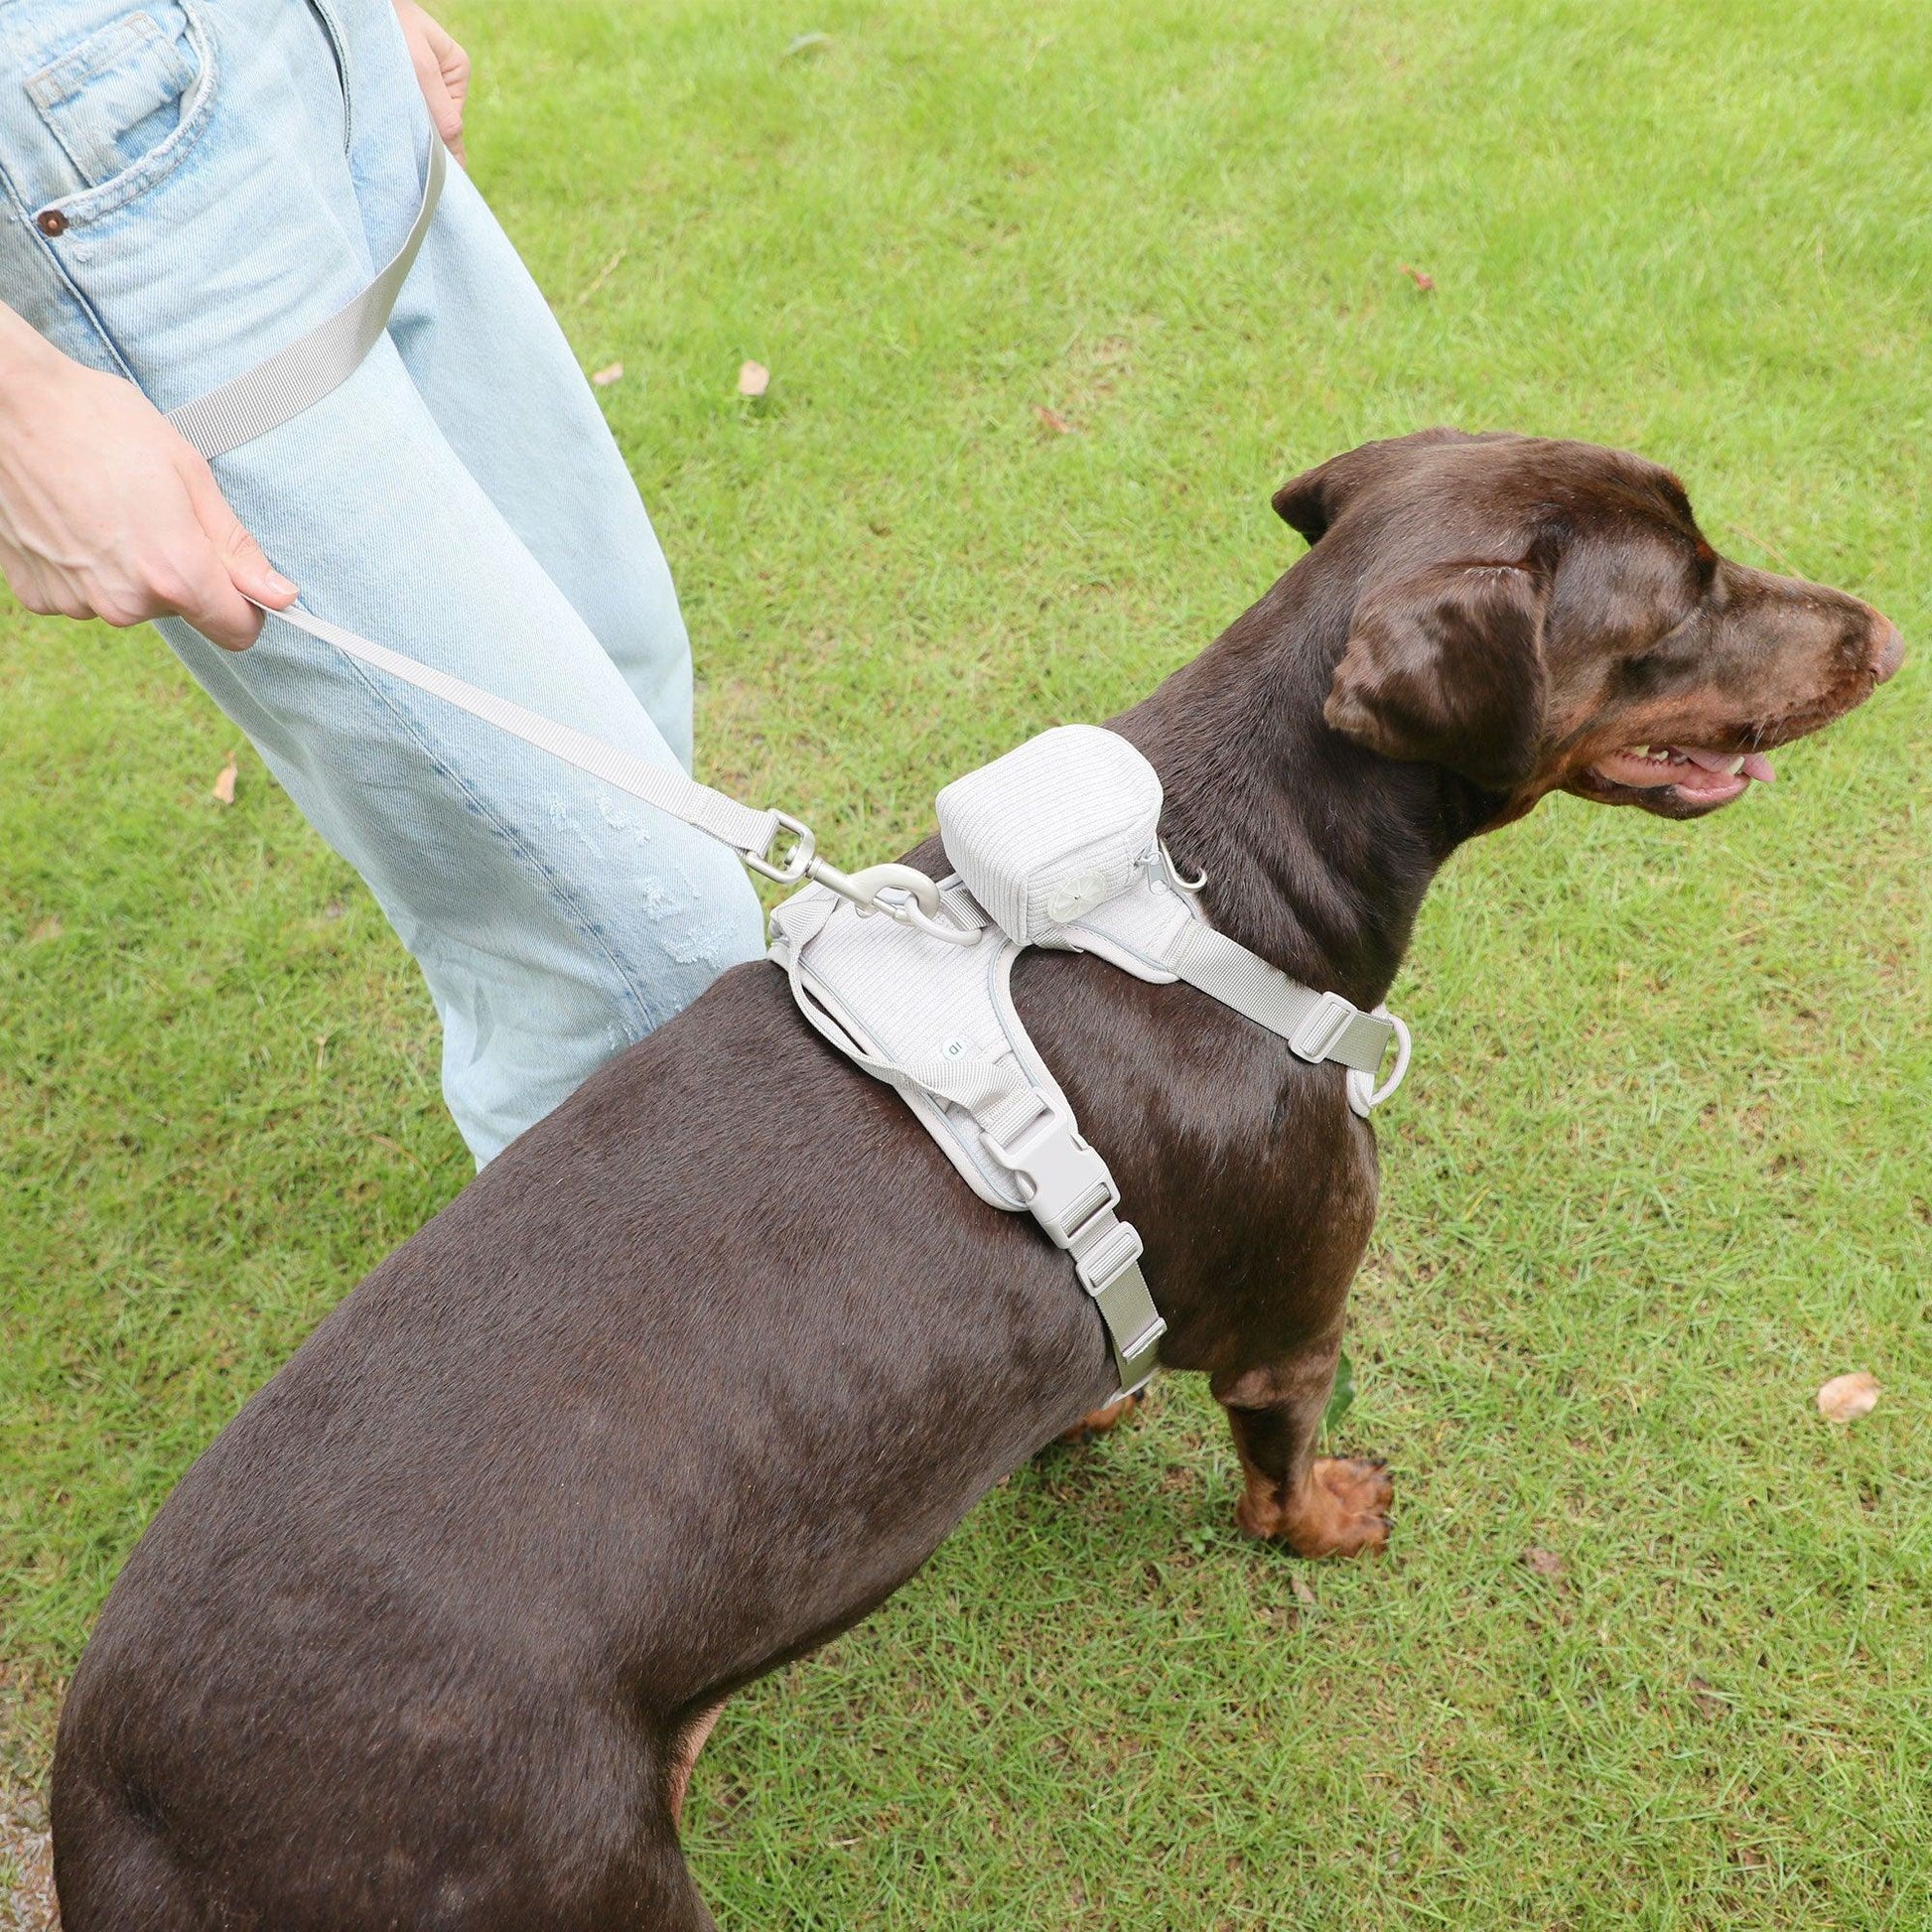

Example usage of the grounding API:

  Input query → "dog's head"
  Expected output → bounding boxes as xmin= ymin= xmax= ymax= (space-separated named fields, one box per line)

xmin=1277 ymin=430 xmax=1903 ymax=820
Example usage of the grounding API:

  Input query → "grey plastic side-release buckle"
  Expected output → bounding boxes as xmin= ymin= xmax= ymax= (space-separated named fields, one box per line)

xmin=981 ymin=1108 xmax=1120 ymax=1248
xmin=1289 ymin=988 xmax=1358 ymax=1064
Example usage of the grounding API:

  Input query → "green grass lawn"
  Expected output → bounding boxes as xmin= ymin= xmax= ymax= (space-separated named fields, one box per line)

xmin=4 ymin=0 xmax=1930 ymax=1923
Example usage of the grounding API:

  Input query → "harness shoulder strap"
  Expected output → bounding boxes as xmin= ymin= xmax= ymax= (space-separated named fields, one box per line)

xmin=770 ymin=887 xmax=1167 ymax=1393
xmin=1169 ymin=922 xmax=1394 ymax=1073
xmin=1058 ymin=876 xmax=1401 ymax=1076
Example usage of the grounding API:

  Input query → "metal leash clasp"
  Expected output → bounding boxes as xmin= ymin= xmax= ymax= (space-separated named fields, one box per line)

xmin=749 ymin=813 xmax=978 ymax=945
xmin=814 ymin=860 xmax=981 ymax=946
xmin=745 ymin=810 xmax=819 ymax=885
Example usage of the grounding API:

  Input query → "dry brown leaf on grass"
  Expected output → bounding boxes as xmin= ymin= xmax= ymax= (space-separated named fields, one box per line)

xmin=28 ymin=914 xmax=62 ymax=943
xmin=737 ymin=360 xmax=770 ymax=398
xmin=212 ymin=754 xmax=238 ymax=806
xmin=1290 ymin=1575 xmax=1316 ymax=1607
xmin=1035 ymin=404 xmax=1075 ymax=434
xmin=1817 ymin=1370 xmax=1880 ymax=1423
xmin=1522 ymin=1546 xmax=1564 ymax=1580
xmin=591 ymin=361 xmax=623 ymax=388
xmin=1398 ymin=262 xmax=1436 ymax=293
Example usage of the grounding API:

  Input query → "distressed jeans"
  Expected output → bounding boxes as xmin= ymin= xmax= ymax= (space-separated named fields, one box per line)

xmin=0 ymin=0 xmax=765 ymax=1162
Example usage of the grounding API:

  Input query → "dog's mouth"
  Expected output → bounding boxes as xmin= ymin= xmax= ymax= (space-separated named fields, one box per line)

xmin=1574 ymin=742 xmax=1776 ymax=816
xmin=1567 ymin=621 xmax=1903 ymax=820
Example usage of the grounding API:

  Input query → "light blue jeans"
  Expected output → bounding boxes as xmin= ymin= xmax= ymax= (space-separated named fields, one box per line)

xmin=0 ymin=0 xmax=765 ymax=1162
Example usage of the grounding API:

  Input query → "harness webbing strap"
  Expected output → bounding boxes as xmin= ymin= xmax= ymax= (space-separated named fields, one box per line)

xmin=1169 ymin=922 xmax=1394 ymax=1074
xmin=168 ymin=138 xmax=448 ymax=461
xmin=771 ymin=888 xmax=1167 ymax=1392
xmin=265 ymin=600 xmax=786 ymax=865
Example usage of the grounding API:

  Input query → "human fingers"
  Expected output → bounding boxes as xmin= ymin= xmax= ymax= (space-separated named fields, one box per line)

xmin=396 ymin=1 xmax=468 ymax=163
xmin=181 ymin=453 xmax=297 ymax=616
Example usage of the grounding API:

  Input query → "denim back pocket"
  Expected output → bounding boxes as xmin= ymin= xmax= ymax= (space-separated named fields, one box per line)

xmin=25 ymin=5 xmax=209 ymax=195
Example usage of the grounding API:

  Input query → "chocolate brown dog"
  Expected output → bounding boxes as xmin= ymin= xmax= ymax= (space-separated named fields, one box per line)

xmin=52 ymin=432 xmax=1901 ymax=1930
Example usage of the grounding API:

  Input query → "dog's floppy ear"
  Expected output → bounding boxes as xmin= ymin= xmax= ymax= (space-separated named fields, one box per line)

xmin=1324 ymin=561 xmax=1549 ymax=790
xmin=1273 ymin=428 xmax=1481 ymax=544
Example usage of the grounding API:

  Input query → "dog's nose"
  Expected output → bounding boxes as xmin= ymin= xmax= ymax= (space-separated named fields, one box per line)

xmin=1873 ymin=621 xmax=1906 ymax=684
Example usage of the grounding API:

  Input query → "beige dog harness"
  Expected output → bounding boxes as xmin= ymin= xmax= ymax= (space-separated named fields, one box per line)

xmin=770 ymin=728 xmax=1409 ymax=1392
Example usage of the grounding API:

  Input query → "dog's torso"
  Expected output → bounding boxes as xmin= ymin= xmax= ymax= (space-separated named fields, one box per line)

xmin=57 ymin=930 xmax=1373 ymax=1918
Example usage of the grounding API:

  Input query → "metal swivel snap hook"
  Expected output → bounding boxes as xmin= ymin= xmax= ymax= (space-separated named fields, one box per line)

xmin=807 ymin=859 xmax=981 ymax=946
xmin=1154 ymin=841 xmax=1207 ymax=896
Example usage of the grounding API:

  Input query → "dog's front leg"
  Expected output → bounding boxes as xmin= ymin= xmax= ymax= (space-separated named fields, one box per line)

xmin=1212 ymin=1335 xmax=1392 ymax=1558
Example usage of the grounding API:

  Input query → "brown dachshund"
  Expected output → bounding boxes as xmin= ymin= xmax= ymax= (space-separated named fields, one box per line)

xmin=51 ymin=432 xmax=1902 ymax=1930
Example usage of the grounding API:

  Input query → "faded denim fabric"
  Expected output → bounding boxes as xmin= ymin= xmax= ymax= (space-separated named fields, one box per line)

xmin=0 ymin=0 xmax=764 ymax=1163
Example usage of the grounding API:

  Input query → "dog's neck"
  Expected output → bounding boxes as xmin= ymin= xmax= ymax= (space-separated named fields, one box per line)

xmin=1117 ymin=556 xmax=1501 ymax=1012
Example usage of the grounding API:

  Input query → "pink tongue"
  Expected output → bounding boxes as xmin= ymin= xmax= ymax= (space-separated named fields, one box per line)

xmin=1673 ymin=747 xmax=1778 ymax=783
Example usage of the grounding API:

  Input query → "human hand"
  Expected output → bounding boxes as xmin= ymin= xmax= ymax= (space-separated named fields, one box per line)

xmin=394 ymin=0 xmax=470 ymax=165
xmin=0 ymin=309 xmax=296 ymax=651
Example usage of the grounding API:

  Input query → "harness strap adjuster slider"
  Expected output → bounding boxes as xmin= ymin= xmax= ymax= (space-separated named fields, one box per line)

xmin=1077 ymin=1221 xmax=1166 ymax=1387
xmin=1289 ymin=988 xmax=1359 ymax=1064
xmin=1073 ymin=1218 xmax=1144 ymax=1296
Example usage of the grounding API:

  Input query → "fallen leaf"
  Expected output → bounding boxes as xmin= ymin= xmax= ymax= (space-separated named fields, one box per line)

xmin=1398 ymin=262 xmax=1436 ymax=293
xmin=591 ymin=361 xmax=624 ymax=387
xmin=738 ymin=360 xmax=770 ymax=398
xmin=1035 ymin=404 xmax=1074 ymax=434
xmin=1522 ymin=1546 xmax=1564 ymax=1579
xmin=1291 ymin=1575 xmax=1316 ymax=1607
xmin=781 ymin=30 xmax=831 ymax=58
xmin=1817 ymin=1370 xmax=1880 ymax=1424
xmin=212 ymin=754 xmax=238 ymax=806
xmin=29 ymin=914 xmax=63 ymax=943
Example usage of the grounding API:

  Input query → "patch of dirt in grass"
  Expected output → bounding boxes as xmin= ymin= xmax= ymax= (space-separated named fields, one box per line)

xmin=0 ymin=1781 xmax=55 ymax=1932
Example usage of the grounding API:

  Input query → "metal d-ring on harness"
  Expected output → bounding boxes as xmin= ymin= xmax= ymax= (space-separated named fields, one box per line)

xmin=159 ymin=135 xmax=1413 ymax=1395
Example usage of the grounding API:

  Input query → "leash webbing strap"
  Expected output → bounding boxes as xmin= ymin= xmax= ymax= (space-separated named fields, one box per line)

xmin=168 ymin=138 xmax=448 ymax=461
xmin=165 ymin=134 xmax=787 ymax=870
xmin=265 ymin=601 xmax=786 ymax=865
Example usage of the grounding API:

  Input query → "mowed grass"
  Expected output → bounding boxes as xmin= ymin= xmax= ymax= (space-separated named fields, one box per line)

xmin=4 ymin=0 xmax=1930 ymax=1923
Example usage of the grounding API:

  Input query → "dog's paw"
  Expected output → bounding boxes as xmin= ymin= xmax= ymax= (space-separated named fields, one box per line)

xmin=1235 ymin=1455 xmax=1392 ymax=1557
xmin=1057 ymin=1390 xmax=1145 ymax=1446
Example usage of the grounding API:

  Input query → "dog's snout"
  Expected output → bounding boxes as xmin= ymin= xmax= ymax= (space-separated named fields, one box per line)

xmin=1872 ymin=621 xmax=1906 ymax=685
